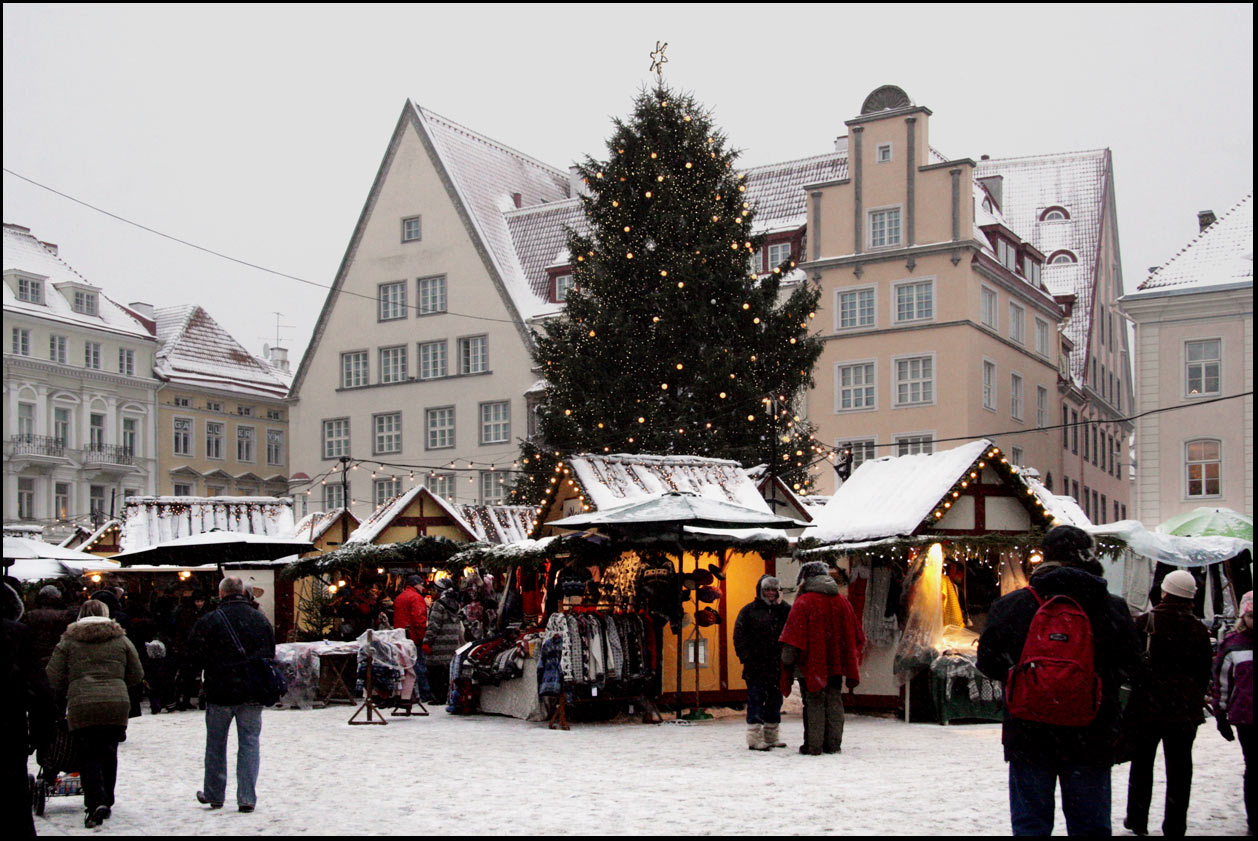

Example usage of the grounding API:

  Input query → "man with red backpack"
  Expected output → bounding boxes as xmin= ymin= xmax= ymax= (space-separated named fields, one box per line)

xmin=978 ymin=525 xmax=1141 ymax=836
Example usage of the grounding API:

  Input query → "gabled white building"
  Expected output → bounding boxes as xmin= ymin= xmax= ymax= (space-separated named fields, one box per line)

xmin=3 ymin=223 xmax=160 ymax=536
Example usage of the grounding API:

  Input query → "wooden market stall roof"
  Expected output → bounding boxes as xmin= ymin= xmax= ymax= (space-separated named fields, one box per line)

xmin=347 ymin=485 xmax=477 ymax=545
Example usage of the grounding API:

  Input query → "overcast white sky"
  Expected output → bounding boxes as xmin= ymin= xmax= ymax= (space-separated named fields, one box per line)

xmin=3 ymin=4 xmax=1253 ymax=366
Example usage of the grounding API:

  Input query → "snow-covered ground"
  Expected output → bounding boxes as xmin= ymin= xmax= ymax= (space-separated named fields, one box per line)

xmin=31 ymin=704 xmax=1248 ymax=836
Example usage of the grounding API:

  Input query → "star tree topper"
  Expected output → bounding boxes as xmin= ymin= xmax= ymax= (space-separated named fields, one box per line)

xmin=649 ymin=41 xmax=668 ymax=79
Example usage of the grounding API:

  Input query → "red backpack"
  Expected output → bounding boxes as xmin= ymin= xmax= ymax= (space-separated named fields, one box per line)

xmin=1004 ymin=587 xmax=1102 ymax=726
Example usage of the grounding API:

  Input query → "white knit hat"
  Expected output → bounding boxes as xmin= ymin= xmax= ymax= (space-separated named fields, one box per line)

xmin=1161 ymin=569 xmax=1197 ymax=600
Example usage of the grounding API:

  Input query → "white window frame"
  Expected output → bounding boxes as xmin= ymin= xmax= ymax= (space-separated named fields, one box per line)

xmin=322 ymin=418 xmax=350 ymax=460
xmin=980 ymin=285 xmax=998 ymax=331
xmin=418 ymin=275 xmax=447 ymax=315
xmin=17 ymin=402 xmax=35 ymax=439
xmin=173 ymin=416 xmax=193 ymax=456
xmin=206 ymin=421 xmax=225 ymax=460
xmin=894 ymin=433 xmax=935 ymax=456
xmin=373 ymin=412 xmax=403 ymax=455
xmin=479 ymin=401 xmax=510 ymax=445
xmin=11 ymin=327 xmax=31 ymax=356
xmin=1036 ymin=385 xmax=1049 ymax=429
xmin=1034 ymin=317 xmax=1051 ymax=357
xmin=844 ymin=438 xmax=878 ymax=472
xmin=893 ymin=278 xmax=935 ymax=324
xmin=554 ymin=274 xmax=574 ymax=302
xmin=324 ymin=482 xmax=346 ymax=512
xmin=835 ymin=360 xmax=877 ymax=413
xmin=1185 ymin=439 xmax=1222 ymax=499
xmin=73 ymin=290 xmax=99 ymax=316
xmin=836 ymin=285 xmax=876 ymax=331
xmin=118 ymin=348 xmax=136 ymax=376
xmin=480 ymin=471 xmax=507 ymax=505
xmin=54 ymin=482 xmax=71 ymax=521
xmin=266 ymin=428 xmax=284 ymax=466
xmin=419 ymin=340 xmax=448 ymax=380
xmin=402 ymin=216 xmax=421 ymax=243
xmin=237 ymin=425 xmax=256 ymax=463
xmin=49 ymin=334 xmax=67 ymax=364
xmin=428 ymin=473 xmax=455 ymax=498
xmin=374 ymin=476 xmax=402 ymax=507
xmin=53 ymin=406 xmax=72 ymax=446
xmin=876 ymin=142 xmax=893 ymax=163
xmin=1184 ymin=339 xmax=1221 ymax=398
xmin=17 ymin=477 xmax=36 ymax=520
xmin=767 ymin=241 xmax=793 ymax=268
xmin=982 ymin=359 xmax=998 ymax=412
xmin=425 ymin=406 xmax=455 ymax=450
xmin=378 ymin=280 xmax=407 ymax=321
xmin=867 ymin=205 xmax=902 ymax=250
xmin=379 ymin=345 xmax=408 ymax=384
xmin=459 ymin=335 xmax=488 ymax=375
xmin=892 ymin=352 xmax=935 ymax=408
xmin=121 ymin=417 xmax=139 ymax=456
xmin=341 ymin=350 xmax=368 ymax=389
xmin=1009 ymin=302 xmax=1025 ymax=345
xmin=16 ymin=274 xmax=44 ymax=304
xmin=1010 ymin=372 xmax=1025 ymax=422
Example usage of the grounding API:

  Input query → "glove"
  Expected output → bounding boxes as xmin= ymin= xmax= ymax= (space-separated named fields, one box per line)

xmin=780 ymin=644 xmax=799 ymax=667
xmin=845 ymin=677 xmax=860 ymax=692
xmin=1217 ymin=717 xmax=1235 ymax=742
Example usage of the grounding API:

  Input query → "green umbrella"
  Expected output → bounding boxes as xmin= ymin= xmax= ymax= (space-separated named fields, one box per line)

xmin=1156 ymin=507 xmax=1253 ymax=541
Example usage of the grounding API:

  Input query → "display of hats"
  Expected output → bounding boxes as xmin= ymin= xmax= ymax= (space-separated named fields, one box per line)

xmin=695 ymin=607 xmax=722 ymax=627
xmin=696 ymin=585 xmax=721 ymax=604
xmin=707 ymin=563 xmax=726 ymax=581
xmin=682 ymin=568 xmax=714 ymax=589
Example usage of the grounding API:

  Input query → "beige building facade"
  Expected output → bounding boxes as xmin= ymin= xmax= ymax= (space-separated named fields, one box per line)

xmin=1120 ymin=196 xmax=1253 ymax=524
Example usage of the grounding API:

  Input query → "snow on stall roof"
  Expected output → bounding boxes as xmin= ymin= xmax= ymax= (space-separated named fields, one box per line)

xmin=1021 ymin=471 xmax=1092 ymax=528
xmin=120 ymin=496 xmax=295 ymax=552
xmin=1138 ymin=194 xmax=1253 ymax=293
xmin=569 ymin=453 xmax=770 ymax=513
xmin=293 ymin=509 xmax=356 ymax=543
xmin=2 ymin=224 xmax=155 ymax=341
xmin=155 ymin=305 xmax=290 ymax=399
xmin=347 ymin=485 xmax=475 ymax=545
xmin=806 ymin=440 xmax=993 ymax=544
xmin=454 ymin=504 xmax=535 ymax=544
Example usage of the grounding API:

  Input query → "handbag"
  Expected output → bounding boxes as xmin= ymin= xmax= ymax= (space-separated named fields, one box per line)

xmin=218 ymin=611 xmax=287 ymax=706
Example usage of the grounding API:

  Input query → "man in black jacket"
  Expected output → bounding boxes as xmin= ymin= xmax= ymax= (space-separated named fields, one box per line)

xmin=733 ymin=575 xmax=791 ymax=751
xmin=187 ymin=577 xmax=275 ymax=813
xmin=977 ymin=525 xmax=1141 ymax=836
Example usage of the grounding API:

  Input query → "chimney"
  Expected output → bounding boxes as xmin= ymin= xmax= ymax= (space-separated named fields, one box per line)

xmin=268 ymin=346 xmax=290 ymax=373
xmin=1197 ymin=210 xmax=1217 ymax=232
xmin=568 ymin=165 xmax=589 ymax=198
xmin=980 ymin=154 xmax=990 ymax=161
xmin=834 ymin=136 xmax=849 ymax=154
xmin=512 ymin=192 xmax=523 ymax=209
xmin=977 ymin=174 xmax=1003 ymax=209
xmin=129 ymin=301 xmax=155 ymax=320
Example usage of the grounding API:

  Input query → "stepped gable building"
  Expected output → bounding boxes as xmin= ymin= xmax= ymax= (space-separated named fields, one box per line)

xmin=3 ymin=223 xmax=160 ymax=537
xmin=290 ymin=86 xmax=1129 ymax=522
xmin=154 ymin=304 xmax=292 ymax=498
xmin=1120 ymin=194 xmax=1253 ymax=523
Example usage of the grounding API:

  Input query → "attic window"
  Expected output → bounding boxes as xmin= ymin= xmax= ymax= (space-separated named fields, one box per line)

xmin=72 ymin=289 xmax=99 ymax=316
xmin=15 ymin=274 xmax=44 ymax=304
xmin=876 ymin=143 xmax=893 ymax=163
xmin=402 ymin=216 xmax=421 ymax=243
xmin=1040 ymin=207 xmax=1070 ymax=222
xmin=554 ymin=273 xmax=574 ymax=302
xmin=1048 ymin=250 xmax=1078 ymax=265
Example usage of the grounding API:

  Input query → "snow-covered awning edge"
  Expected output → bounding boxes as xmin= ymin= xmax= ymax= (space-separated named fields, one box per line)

xmin=1086 ymin=520 xmax=1252 ymax=568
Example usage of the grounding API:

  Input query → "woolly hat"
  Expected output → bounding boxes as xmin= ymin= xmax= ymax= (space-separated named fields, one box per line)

xmin=1161 ymin=570 xmax=1197 ymax=600
xmin=796 ymin=561 xmax=830 ymax=585
xmin=758 ymin=576 xmax=781 ymax=600
xmin=1240 ymin=590 xmax=1253 ymax=616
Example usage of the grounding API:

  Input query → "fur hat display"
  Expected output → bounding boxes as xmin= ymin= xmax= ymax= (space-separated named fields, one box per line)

xmin=1160 ymin=569 xmax=1198 ymax=600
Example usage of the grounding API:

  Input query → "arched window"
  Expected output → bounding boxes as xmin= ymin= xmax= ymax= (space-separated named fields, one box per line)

xmin=1185 ymin=439 xmax=1222 ymax=497
xmin=1048 ymin=250 xmax=1077 ymax=265
xmin=1040 ymin=206 xmax=1070 ymax=222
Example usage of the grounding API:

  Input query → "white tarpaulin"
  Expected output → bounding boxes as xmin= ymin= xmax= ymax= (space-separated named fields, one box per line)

xmin=1086 ymin=520 xmax=1252 ymax=567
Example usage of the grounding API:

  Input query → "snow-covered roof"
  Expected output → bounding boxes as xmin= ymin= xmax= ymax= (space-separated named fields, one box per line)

xmin=1137 ymin=194 xmax=1253 ymax=294
xmin=454 ymin=504 xmax=535 ymax=544
xmin=293 ymin=508 xmax=358 ymax=543
xmin=415 ymin=105 xmax=574 ymax=322
xmin=807 ymin=440 xmax=995 ymax=544
xmin=347 ymin=485 xmax=475 ymax=545
xmin=1021 ymin=472 xmax=1092 ymax=528
xmin=120 ymin=496 xmax=296 ymax=551
xmin=155 ymin=305 xmax=290 ymax=399
xmin=568 ymin=453 xmax=770 ymax=513
xmin=975 ymin=150 xmax=1111 ymax=381
xmin=2 ymin=224 xmax=155 ymax=341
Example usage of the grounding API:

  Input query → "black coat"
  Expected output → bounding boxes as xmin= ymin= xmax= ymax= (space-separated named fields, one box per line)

xmin=187 ymin=595 xmax=276 ymax=706
xmin=733 ymin=577 xmax=791 ymax=686
xmin=977 ymin=565 xmax=1140 ymax=768
xmin=1 ymin=619 xmax=54 ymax=756
xmin=22 ymin=605 xmax=75 ymax=667
xmin=1130 ymin=599 xmax=1213 ymax=724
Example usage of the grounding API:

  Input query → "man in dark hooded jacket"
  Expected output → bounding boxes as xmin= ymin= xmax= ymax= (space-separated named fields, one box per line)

xmin=22 ymin=584 xmax=75 ymax=668
xmin=978 ymin=524 xmax=1141 ymax=836
xmin=734 ymin=574 xmax=791 ymax=751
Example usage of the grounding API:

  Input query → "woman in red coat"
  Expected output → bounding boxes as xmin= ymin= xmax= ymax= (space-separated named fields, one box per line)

xmin=780 ymin=561 xmax=865 ymax=755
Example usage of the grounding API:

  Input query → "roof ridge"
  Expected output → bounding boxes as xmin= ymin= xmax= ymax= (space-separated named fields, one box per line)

xmin=503 ymin=196 xmax=582 ymax=218
xmin=979 ymin=148 xmax=1109 ymax=166
xmin=743 ymin=150 xmax=847 ymax=174
xmin=416 ymin=104 xmax=570 ymax=181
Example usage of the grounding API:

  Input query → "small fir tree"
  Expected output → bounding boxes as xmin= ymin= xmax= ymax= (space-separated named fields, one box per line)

xmin=514 ymin=84 xmax=823 ymax=504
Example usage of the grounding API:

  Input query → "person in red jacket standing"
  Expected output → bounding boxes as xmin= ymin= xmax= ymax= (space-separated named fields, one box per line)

xmin=779 ymin=561 xmax=865 ymax=755
xmin=393 ymin=575 xmax=430 ymax=701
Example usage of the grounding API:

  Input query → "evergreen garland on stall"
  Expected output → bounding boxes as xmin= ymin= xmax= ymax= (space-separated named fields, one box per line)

xmin=513 ymin=83 xmax=823 ymax=504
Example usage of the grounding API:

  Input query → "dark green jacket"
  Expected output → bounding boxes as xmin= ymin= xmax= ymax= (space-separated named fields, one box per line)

xmin=46 ymin=617 xmax=143 ymax=730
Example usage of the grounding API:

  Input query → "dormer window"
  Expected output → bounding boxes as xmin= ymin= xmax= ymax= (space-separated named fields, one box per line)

xmin=1048 ymin=250 xmax=1078 ymax=265
xmin=996 ymin=238 xmax=1018 ymax=271
xmin=876 ymin=143 xmax=893 ymax=163
xmin=767 ymin=241 xmax=793 ymax=268
xmin=1040 ymin=206 xmax=1070 ymax=222
xmin=73 ymin=289 xmax=99 ymax=316
xmin=1023 ymin=255 xmax=1042 ymax=284
xmin=554 ymin=273 xmax=575 ymax=302
xmin=16 ymin=275 xmax=44 ymax=304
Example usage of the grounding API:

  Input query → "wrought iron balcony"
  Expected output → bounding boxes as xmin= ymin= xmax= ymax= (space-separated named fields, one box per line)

xmin=82 ymin=442 xmax=135 ymax=466
xmin=9 ymin=434 xmax=67 ymax=457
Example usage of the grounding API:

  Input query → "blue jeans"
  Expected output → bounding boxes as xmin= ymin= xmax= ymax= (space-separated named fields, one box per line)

xmin=746 ymin=682 xmax=783 ymax=725
xmin=1009 ymin=758 xmax=1111 ymax=836
xmin=203 ymin=703 xmax=262 ymax=808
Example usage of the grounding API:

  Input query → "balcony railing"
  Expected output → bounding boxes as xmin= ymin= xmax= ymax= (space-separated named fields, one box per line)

xmin=9 ymin=434 xmax=67 ymax=457
xmin=82 ymin=442 xmax=135 ymax=466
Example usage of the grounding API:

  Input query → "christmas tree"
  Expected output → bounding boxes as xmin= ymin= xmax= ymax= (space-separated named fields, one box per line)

xmin=513 ymin=82 xmax=823 ymax=504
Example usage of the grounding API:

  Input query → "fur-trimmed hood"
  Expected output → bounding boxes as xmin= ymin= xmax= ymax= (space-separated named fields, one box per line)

xmin=63 ymin=616 xmax=127 ymax=643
